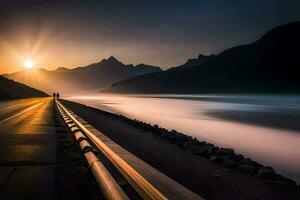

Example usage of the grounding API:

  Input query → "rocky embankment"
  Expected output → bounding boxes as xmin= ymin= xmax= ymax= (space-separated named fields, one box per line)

xmin=102 ymin=111 xmax=300 ymax=192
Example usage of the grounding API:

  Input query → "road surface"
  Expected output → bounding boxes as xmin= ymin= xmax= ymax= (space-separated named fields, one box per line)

xmin=0 ymin=98 xmax=57 ymax=200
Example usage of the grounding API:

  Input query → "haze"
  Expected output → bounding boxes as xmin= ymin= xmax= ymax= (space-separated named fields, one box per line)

xmin=1 ymin=0 xmax=300 ymax=74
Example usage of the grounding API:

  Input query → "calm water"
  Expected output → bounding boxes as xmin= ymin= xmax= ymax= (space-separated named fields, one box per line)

xmin=67 ymin=94 xmax=300 ymax=183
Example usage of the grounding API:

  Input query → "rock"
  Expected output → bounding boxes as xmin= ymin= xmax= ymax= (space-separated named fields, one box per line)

xmin=206 ymin=146 xmax=218 ymax=157
xmin=183 ymin=141 xmax=194 ymax=150
xmin=152 ymin=125 xmax=162 ymax=135
xmin=191 ymin=143 xmax=213 ymax=156
xmin=168 ymin=134 xmax=179 ymax=143
xmin=239 ymin=158 xmax=263 ymax=174
xmin=238 ymin=163 xmax=260 ymax=174
xmin=193 ymin=145 xmax=209 ymax=156
xmin=174 ymin=136 xmax=189 ymax=146
xmin=210 ymin=156 xmax=224 ymax=163
xmin=257 ymin=166 xmax=275 ymax=179
xmin=187 ymin=136 xmax=194 ymax=141
xmin=154 ymin=130 xmax=167 ymax=136
xmin=190 ymin=144 xmax=204 ymax=154
xmin=166 ymin=130 xmax=188 ymax=145
xmin=270 ymin=174 xmax=297 ymax=187
xmin=222 ymin=158 xmax=239 ymax=168
xmin=229 ymin=154 xmax=244 ymax=162
xmin=161 ymin=132 xmax=170 ymax=139
xmin=241 ymin=158 xmax=252 ymax=163
xmin=214 ymin=148 xmax=235 ymax=156
xmin=177 ymin=141 xmax=188 ymax=147
xmin=265 ymin=179 xmax=298 ymax=190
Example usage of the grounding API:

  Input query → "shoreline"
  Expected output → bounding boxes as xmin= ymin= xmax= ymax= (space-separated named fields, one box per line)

xmin=61 ymin=99 xmax=300 ymax=200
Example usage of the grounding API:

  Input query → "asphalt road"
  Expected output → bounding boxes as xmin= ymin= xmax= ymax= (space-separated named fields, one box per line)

xmin=0 ymin=98 xmax=57 ymax=200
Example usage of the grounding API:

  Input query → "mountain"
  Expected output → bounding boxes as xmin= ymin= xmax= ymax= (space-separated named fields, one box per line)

xmin=107 ymin=22 xmax=300 ymax=94
xmin=128 ymin=64 xmax=162 ymax=76
xmin=167 ymin=54 xmax=215 ymax=71
xmin=3 ymin=56 xmax=162 ymax=95
xmin=0 ymin=75 xmax=48 ymax=100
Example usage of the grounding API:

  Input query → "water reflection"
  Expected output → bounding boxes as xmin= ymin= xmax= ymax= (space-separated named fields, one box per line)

xmin=68 ymin=94 xmax=300 ymax=182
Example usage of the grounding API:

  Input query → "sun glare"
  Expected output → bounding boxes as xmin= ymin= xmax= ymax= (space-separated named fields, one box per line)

xmin=24 ymin=59 xmax=34 ymax=69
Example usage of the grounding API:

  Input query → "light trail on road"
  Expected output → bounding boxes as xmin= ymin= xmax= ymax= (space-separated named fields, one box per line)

xmin=0 ymin=101 xmax=44 ymax=124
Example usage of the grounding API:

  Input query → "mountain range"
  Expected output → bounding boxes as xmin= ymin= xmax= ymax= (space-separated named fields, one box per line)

xmin=0 ymin=75 xmax=48 ymax=100
xmin=4 ymin=22 xmax=300 ymax=95
xmin=3 ymin=56 xmax=161 ymax=95
xmin=107 ymin=21 xmax=300 ymax=94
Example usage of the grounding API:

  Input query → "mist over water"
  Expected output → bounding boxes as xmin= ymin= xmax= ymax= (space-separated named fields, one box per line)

xmin=68 ymin=94 xmax=300 ymax=183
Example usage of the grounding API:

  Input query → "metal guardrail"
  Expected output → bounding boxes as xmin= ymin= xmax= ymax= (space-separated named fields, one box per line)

xmin=56 ymin=100 xmax=168 ymax=200
xmin=56 ymin=100 xmax=130 ymax=200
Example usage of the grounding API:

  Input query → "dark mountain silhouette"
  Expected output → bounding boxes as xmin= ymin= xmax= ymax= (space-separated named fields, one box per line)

xmin=107 ymin=22 xmax=300 ymax=94
xmin=0 ymin=75 xmax=48 ymax=100
xmin=3 ymin=56 xmax=161 ymax=95
xmin=168 ymin=54 xmax=215 ymax=71
xmin=127 ymin=64 xmax=162 ymax=76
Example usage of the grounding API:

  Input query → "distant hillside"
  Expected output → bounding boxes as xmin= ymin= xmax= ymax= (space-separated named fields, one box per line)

xmin=167 ymin=54 xmax=215 ymax=71
xmin=0 ymin=76 xmax=48 ymax=100
xmin=3 ymin=56 xmax=162 ymax=95
xmin=107 ymin=22 xmax=300 ymax=94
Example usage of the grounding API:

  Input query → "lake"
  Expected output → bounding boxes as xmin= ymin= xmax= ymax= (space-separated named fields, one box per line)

xmin=67 ymin=94 xmax=300 ymax=183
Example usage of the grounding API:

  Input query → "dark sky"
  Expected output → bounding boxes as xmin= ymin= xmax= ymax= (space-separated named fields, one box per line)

xmin=1 ymin=0 xmax=300 ymax=73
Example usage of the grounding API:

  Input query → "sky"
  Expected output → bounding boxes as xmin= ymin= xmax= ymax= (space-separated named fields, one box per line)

xmin=0 ymin=0 xmax=300 ymax=73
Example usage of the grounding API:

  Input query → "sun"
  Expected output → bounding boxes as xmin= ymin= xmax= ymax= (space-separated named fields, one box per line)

xmin=24 ymin=59 xmax=34 ymax=69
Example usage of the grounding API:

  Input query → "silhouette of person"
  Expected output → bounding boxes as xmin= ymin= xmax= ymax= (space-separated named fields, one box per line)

xmin=53 ymin=93 xmax=56 ymax=98
xmin=57 ymin=93 xmax=60 ymax=99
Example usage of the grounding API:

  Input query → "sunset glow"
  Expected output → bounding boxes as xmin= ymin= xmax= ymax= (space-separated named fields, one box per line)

xmin=24 ymin=60 xmax=34 ymax=69
xmin=0 ymin=1 xmax=299 ymax=74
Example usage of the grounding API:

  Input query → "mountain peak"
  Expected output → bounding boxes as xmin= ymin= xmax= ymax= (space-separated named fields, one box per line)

xmin=107 ymin=56 xmax=120 ymax=63
xmin=107 ymin=56 xmax=117 ymax=60
xmin=259 ymin=21 xmax=300 ymax=43
xmin=99 ymin=56 xmax=124 ymax=66
xmin=166 ymin=54 xmax=215 ymax=71
xmin=55 ymin=67 xmax=70 ymax=72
